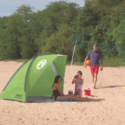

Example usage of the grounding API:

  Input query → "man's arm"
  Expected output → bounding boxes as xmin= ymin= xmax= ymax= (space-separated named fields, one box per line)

xmin=100 ymin=59 xmax=103 ymax=71
xmin=84 ymin=56 xmax=89 ymax=68
xmin=84 ymin=51 xmax=90 ymax=68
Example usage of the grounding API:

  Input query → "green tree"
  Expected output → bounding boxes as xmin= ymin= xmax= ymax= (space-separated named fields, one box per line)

xmin=14 ymin=5 xmax=38 ymax=58
xmin=0 ymin=15 xmax=24 ymax=59
xmin=42 ymin=24 xmax=76 ymax=60
xmin=35 ymin=1 xmax=79 ymax=56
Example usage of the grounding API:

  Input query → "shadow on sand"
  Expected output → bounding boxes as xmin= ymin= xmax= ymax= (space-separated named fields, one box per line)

xmin=27 ymin=98 xmax=105 ymax=103
xmin=98 ymin=85 xmax=125 ymax=89
xmin=90 ymin=98 xmax=105 ymax=102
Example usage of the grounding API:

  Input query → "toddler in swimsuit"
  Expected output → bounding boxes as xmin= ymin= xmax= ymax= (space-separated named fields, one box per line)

xmin=72 ymin=71 xmax=83 ymax=97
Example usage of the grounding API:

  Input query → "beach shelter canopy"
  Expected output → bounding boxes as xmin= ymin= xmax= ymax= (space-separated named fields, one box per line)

xmin=0 ymin=54 xmax=67 ymax=102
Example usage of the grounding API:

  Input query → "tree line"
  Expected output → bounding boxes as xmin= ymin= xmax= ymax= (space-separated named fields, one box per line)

xmin=0 ymin=0 xmax=125 ymax=62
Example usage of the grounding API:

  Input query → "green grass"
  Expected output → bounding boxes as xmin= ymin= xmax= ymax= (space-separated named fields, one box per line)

xmin=103 ymin=57 xmax=125 ymax=67
xmin=0 ymin=59 xmax=28 ymax=62
xmin=67 ymin=61 xmax=83 ymax=66
xmin=1 ymin=58 xmax=125 ymax=67
xmin=68 ymin=57 xmax=125 ymax=67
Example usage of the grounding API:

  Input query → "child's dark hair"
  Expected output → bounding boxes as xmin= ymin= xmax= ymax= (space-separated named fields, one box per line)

xmin=77 ymin=71 xmax=82 ymax=75
xmin=52 ymin=75 xmax=62 ymax=87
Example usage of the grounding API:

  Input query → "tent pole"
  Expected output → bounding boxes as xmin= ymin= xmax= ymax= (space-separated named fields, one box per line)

xmin=70 ymin=37 xmax=78 ymax=69
xmin=70 ymin=45 xmax=76 ymax=69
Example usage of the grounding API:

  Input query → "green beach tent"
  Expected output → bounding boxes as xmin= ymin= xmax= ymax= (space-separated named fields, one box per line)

xmin=0 ymin=54 xmax=67 ymax=102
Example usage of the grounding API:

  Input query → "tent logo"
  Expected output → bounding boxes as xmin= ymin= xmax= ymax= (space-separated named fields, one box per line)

xmin=15 ymin=94 xmax=22 ymax=99
xmin=36 ymin=59 xmax=47 ymax=69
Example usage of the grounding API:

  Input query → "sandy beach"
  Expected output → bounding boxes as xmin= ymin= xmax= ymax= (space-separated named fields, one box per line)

xmin=0 ymin=61 xmax=125 ymax=125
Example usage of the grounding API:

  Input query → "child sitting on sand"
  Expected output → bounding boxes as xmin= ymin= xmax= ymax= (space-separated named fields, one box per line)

xmin=72 ymin=71 xmax=83 ymax=97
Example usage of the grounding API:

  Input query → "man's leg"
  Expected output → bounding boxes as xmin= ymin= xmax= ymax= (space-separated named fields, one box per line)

xmin=92 ymin=74 xmax=94 ymax=84
xmin=93 ymin=73 xmax=98 ymax=89
xmin=93 ymin=66 xmax=99 ymax=89
xmin=90 ymin=66 xmax=94 ymax=85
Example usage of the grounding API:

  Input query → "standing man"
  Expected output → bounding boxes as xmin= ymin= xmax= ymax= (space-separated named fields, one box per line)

xmin=84 ymin=44 xmax=103 ymax=89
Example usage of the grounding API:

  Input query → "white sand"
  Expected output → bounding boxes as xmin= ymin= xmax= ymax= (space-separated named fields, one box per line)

xmin=0 ymin=61 xmax=125 ymax=125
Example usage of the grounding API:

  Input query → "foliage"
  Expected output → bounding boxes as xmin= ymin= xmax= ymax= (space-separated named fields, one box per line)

xmin=0 ymin=0 xmax=125 ymax=66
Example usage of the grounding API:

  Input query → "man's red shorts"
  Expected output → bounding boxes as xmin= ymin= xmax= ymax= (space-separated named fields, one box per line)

xmin=90 ymin=66 xmax=99 ymax=75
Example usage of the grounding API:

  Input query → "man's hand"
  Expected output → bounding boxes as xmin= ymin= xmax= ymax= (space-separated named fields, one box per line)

xmin=100 ymin=59 xmax=103 ymax=71
xmin=84 ymin=63 xmax=87 ymax=68
xmin=84 ymin=56 xmax=89 ymax=68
